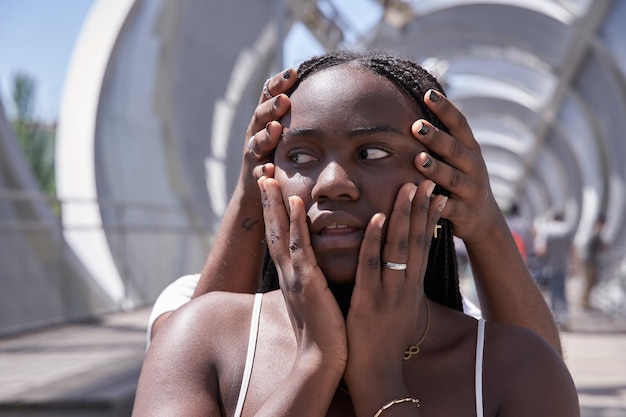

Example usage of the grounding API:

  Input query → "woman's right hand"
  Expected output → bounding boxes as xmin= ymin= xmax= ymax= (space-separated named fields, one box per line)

xmin=253 ymin=175 xmax=346 ymax=417
xmin=258 ymin=175 xmax=348 ymax=372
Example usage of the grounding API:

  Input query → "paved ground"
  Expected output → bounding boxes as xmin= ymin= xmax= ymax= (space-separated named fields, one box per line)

xmin=0 ymin=307 xmax=150 ymax=417
xmin=562 ymin=305 xmax=626 ymax=417
xmin=0 ymin=298 xmax=625 ymax=416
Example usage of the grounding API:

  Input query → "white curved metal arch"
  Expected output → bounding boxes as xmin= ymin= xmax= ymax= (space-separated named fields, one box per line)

xmin=56 ymin=0 xmax=137 ymax=307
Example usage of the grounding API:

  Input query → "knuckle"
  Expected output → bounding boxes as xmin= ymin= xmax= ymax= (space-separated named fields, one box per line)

xmin=449 ymin=169 xmax=463 ymax=188
xmin=451 ymin=138 xmax=465 ymax=159
xmin=414 ymin=234 xmax=430 ymax=249
xmin=398 ymin=239 xmax=409 ymax=255
xmin=429 ymin=161 xmax=442 ymax=179
xmin=453 ymin=111 xmax=469 ymax=131
xmin=429 ymin=127 xmax=443 ymax=147
xmin=367 ymin=255 xmax=380 ymax=271
xmin=268 ymin=229 xmax=280 ymax=245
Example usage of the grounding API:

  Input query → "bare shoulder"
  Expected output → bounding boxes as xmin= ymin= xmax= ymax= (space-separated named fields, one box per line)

xmin=150 ymin=291 xmax=259 ymax=358
xmin=134 ymin=292 xmax=261 ymax=416
xmin=483 ymin=321 xmax=580 ymax=416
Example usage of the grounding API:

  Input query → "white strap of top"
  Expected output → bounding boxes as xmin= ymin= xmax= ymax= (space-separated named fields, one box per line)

xmin=475 ymin=318 xmax=485 ymax=417
xmin=234 ymin=293 xmax=263 ymax=417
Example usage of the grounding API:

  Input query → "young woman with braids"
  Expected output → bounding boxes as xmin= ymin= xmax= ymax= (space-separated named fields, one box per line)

xmin=148 ymin=59 xmax=561 ymax=355
xmin=134 ymin=51 xmax=578 ymax=416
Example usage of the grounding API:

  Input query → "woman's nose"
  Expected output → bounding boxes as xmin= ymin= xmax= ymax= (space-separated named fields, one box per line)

xmin=311 ymin=161 xmax=359 ymax=202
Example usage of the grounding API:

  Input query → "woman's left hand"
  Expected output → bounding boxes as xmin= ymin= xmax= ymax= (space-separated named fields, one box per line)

xmin=344 ymin=180 xmax=446 ymax=405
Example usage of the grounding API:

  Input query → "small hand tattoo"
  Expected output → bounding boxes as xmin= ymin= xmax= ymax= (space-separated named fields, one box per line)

xmin=241 ymin=218 xmax=259 ymax=232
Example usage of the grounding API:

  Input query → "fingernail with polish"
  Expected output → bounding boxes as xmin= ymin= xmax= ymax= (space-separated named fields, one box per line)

xmin=429 ymin=90 xmax=440 ymax=103
xmin=422 ymin=155 xmax=432 ymax=169
xmin=283 ymin=69 xmax=291 ymax=79
xmin=273 ymin=97 xmax=280 ymax=110
xmin=417 ymin=121 xmax=429 ymax=136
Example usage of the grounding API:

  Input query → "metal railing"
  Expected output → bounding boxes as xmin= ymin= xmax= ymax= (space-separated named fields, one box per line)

xmin=0 ymin=188 xmax=214 ymax=307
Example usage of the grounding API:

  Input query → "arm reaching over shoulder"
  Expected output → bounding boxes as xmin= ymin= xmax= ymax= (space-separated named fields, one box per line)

xmin=149 ymin=70 xmax=297 ymax=340
xmin=194 ymin=69 xmax=297 ymax=297
xmin=412 ymin=89 xmax=562 ymax=354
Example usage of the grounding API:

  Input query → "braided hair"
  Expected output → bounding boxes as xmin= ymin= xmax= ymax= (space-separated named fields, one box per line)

xmin=258 ymin=50 xmax=463 ymax=312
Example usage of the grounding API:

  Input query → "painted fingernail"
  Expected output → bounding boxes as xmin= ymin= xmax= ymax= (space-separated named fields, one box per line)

xmin=422 ymin=155 xmax=432 ymax=169
xmin=429 ymin=90 xmax=440 ymax=103
xmin=417 ymin=121 xmax=429 ymax=136
xmin=426 ymin=181 xmax=436 ymax=198
xmin=283 ymin=69 xmax=291 ymax=79
xmin=273 ymin=97 xmax=280 ymax=110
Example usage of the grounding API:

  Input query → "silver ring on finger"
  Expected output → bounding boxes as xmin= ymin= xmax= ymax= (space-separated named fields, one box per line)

xmin=382 ymin=261 xmax=407 ymax=271
xmin=248 ymin=135 xmax=259 ymax=157
xmin=262 ymin=78 xmax=273 ymax=99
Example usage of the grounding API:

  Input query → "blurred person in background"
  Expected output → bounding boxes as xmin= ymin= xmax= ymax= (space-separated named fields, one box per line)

xmin=534 ymin=212 xmax=575 ymax=328
xmin=580 ymin=213 xmax=608 ymax=310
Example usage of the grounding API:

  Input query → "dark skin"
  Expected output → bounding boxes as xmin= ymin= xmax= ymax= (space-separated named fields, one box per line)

xmin=152 ymin=67 xmax=562 ymax=356
xmin=134 ymin=66 xmax=578 ymax=416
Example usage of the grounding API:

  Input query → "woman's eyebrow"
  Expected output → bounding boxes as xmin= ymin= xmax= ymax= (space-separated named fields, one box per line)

xmin=281 ymin=125 xmax=404 ymax=142
xmin=281 ymin=127 xmax=317 ymax=142
xmin=348 ymin=125 xmax=403 ymax=137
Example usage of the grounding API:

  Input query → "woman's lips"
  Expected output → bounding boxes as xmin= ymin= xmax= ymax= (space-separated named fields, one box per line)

xmin=321 ymin=223 xmax=351 ymax=234
xmin=312 ymin=224 xmax=363 ymax=250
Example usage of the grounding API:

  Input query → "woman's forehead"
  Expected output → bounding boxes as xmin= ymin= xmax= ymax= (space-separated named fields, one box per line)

xmin=295 ymin=65 xmax=403 ymax=99
xmin=289 ymin=65 xmax=423 ymax=123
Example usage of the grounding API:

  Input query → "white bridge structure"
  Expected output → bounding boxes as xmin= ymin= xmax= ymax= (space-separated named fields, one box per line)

xmin=1 ymin=0 xmax=625 ymax=335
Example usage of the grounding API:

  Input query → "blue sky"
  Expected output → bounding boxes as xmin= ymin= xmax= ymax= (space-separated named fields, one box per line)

xmin=0 ymin=0 xmax=380 ymax=124
xmin=0 ymin=0 xmax=95 ymax=123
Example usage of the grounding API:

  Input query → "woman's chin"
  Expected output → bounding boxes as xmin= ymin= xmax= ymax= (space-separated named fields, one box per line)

xmin=318 ymin=258 xmax=358 ymax=286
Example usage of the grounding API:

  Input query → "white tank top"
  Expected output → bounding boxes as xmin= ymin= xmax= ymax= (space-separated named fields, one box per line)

xmin=234 ymin=294 xmax=486 ymax=417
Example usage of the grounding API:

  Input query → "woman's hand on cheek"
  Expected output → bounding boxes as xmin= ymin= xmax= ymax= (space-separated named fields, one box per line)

xmin=411 ymin=89 xmax=503 ymax=244
xmin=258 ymin=178 xmax=347 ymax=371
xmin=345 ymin=180 xmax=444 ymax=400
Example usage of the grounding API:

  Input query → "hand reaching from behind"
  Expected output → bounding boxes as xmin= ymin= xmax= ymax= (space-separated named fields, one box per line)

xmin=411 ymin=90 xmax=562 ymax=353
xmin=243 ymin=69 xmax=296 ymax=188
xmin=192 ymin=70 xmax=296 ymax=298
xmin=411 ymin=89 xmax=503 ymax=245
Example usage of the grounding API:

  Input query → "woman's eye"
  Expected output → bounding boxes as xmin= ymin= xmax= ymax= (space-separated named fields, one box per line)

xmin=289 ymin=152 xmax=317 ymax=164
xmin=357 ymin=148 xmax=390 ymax=160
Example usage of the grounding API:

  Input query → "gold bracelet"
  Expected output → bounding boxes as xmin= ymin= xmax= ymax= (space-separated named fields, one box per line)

xmin=373 ymin=397 xmax=420 ymax=417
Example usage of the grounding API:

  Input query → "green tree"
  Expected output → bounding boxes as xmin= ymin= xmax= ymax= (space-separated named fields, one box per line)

xmin=11 ymin=72 xmax=56 ymax=196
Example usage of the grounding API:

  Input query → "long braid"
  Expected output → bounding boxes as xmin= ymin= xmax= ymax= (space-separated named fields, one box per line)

xmin=262 ymin=50 xmax=462 ymax=312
